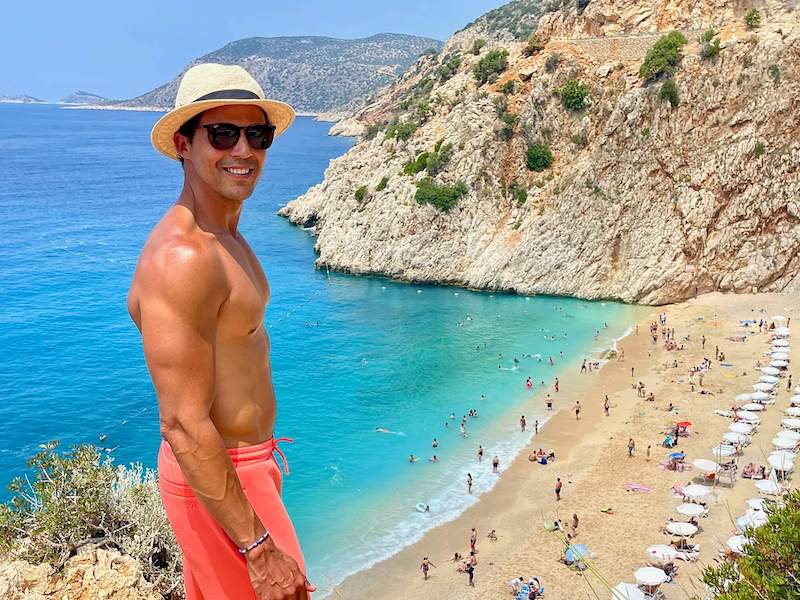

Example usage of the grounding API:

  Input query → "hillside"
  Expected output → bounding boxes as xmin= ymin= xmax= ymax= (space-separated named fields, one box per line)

xmin=0 ymin=95 xmax=46 ymax=104
xmin=280 ymin=0 xmax=800 ymax=305
xmin=110 ymin=34 xmax=442 ymax=114
xmin=60 ymin=91 xmax=108 ymax=105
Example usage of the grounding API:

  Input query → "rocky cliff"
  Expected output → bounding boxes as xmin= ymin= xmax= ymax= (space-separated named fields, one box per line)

xmin=110 ymin=34 xmax=442 ymax=114
xmin=279 ymin=0 xmax=800 ymax=305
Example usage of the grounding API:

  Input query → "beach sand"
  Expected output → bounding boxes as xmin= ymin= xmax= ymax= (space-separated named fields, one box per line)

xmin=329 ymin=292 xmax=798 ymax=599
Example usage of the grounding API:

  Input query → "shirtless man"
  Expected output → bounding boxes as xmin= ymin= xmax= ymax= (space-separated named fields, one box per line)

xmin=127 ymin=64 xmax=312 ymax=599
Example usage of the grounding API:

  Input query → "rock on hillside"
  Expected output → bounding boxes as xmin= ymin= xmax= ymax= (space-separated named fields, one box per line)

xmin=112 ymin=34 xmax=442 ymax=114
xmin=279 ymin=0 xmax=800 ymax=305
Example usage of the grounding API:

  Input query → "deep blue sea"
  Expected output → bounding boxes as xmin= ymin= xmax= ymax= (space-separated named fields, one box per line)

xmin=0 ymin=104 xmax=647 ymax=596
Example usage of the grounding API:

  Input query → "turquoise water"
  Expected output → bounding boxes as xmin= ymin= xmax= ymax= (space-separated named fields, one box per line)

xmin=0 ymin=104 xmax=646 ymax=595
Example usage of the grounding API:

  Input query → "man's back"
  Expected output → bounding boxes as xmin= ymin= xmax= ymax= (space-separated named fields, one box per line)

xmin=127 ymin=203 xmax=277 ymax=446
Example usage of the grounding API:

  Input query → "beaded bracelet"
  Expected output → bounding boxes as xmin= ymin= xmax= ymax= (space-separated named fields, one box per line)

xmin=238 ymin=530 xmax=270 ymax=555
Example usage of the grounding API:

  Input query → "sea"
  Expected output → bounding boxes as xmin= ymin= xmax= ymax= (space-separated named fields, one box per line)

xmin=0 ymin=103 xmax=648 ymax=596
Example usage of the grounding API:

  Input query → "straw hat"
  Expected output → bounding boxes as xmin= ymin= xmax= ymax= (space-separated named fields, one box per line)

xmin=150 ymin=63 xmax=295 ymax=160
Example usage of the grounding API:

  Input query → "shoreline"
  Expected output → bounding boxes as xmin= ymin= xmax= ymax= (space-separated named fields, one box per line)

xmin=329 ymin=292 xmax=798 ymax=599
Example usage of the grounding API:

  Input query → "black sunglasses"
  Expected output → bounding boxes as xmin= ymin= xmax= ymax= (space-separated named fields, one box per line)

xmin=201 ymin=122 xmax=276 ymax=151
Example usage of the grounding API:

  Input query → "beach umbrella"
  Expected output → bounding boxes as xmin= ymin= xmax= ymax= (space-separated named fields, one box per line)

xmin=760 ymin=367 xmax=781 ymax=376
xmin=735 ymin=393 xmax=753 ymax=402
xmin=777 ymin=429 xmax=800 ymax=442
xmin=565 ymin=543 xmax=590 ymax=563
xmin=666 ymin=521 xmax=698 ymax=536
xmin=646 ymin=544 xmax=678 ymax=563
xmin=746 ymin=497 xmax=767 ymax=510
xmin=786 ymin=407 xmax=800 ymax=417
xmin=611 ymin=582 xmax=645 ymax=600
xmin=782 ymin=418 xmax=800 ymax=430
xmin=774 ymin=326 xmax=791 ymax=336
xmin=729 ymin=422 xmax=755 ymax=435
xmin=759 ymin=375 xmax=780 ymax=384
xmin=741 ymin=403 xmax=765 ymax=411
xmin=723 ymin=432 xmax=751 ymax=444
xmin=634 ymin=566 xmax=668 ymax=587
xmin=768 ymin=451 xmax=795 ymax=472
xmin=790 ymin=395 xmax=800 ymax=405
xmin=773 ymin=339 xmax=790 ymax=347
xmin=712 ymin=445 xmax=737 ymax=457
xmin=676 ymin=421 xmax=692 ymax=428
xmin=683 ymin=484 xmax=712 ymax=501
xmin=676 ymin=502 xmax=706 ymax=517
xmin=770 ymin=352 xmax=789 ymax=360
xmin=736 ymin=510 xmax=769 ymax=530
xmin=753 ymin=382 xmax=776 ymax=392
xmin=773 ymin=437 xmax=798 ymax=450
xmin=692 ymin=458 xmax=720 ymax=473
xmin=755 ymin=480 xmax=781 ymax=495
xmin=736 ymin=411 xmax=761 ymax=422
xmin=770 ymin=360 xmax=789 ymax=368
xmin=772 ymin=315 xmax=787 ymax=321
xmin=751 ymin=391 xmax=772 ymax=402
xmin=727 ymin=535 xmax=749 ymax=555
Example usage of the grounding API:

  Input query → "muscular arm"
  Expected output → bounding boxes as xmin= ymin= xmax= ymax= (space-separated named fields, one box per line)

xmin=138 ymin=237 xmax=264 ymax=548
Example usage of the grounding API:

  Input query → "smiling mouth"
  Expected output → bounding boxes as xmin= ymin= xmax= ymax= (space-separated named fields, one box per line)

xmin=222 ymin=166 xmax=255 ymax=177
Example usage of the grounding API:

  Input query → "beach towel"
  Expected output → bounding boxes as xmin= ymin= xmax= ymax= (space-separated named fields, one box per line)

xmin=624 ymin=483 xmax=652 ymax=493
xmin=714 ymin=410 xmax=734 ymax=418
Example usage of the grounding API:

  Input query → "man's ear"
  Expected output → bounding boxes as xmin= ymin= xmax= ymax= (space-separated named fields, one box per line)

xmin=173 ymin=131 xmax=190 ymax=161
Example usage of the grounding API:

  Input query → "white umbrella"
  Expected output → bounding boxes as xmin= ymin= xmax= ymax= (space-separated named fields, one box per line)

xmin=773 ymin=437 xmax=798 ymax=450
xmin=683 ymin=484 xmax=712 ymax=500
xmin=676 ymin=502 xmax=706 ymax=517
xmin=783 ymin=418 xmax=800 ymax=430
xmin=772 ymin=315 xmax=787 ymax=321
xmin=741 ymin=403 xmax=765 ymax=411
xmin=666 ymin=521 xmax=698 ymax=536
xmin=746 ymin=497 xmax=767 ymax=510
xmin=755 ymin=480 xmax=781 ymax=495
xmin=786 ymin=407 xmax=800 ymax=417
xmin=769 ymin=449 xmax=796 ymax=462
xmin=712 ymin=445 xmax=737 ymax=457
xmin=760 ymin=367 xmax=781 ymax=376
xmin=777 ymin=429 xmax=800 ymax=442
xmin=770 ymin=360 xmax=789 ymax=368
xmin=790 ymin=395 xmax=800 ymax=405
xmin=634 ymin=566 xmax=668 ymax=586
xmin=646 ymin=544 xmax=678 ymax=563
xmin=751 ymin=391 xmax=772 ymax=402
xmin=727 ymin=534 xmax=749 ymax=554
xmin=759 ymin=375 xmax=780 ymax=384
xmin=736 ymin=510 xmax=769 ymax=530
xmin=723 ymin=432 xmax=751 ymax=444
xmin=730 ymin=422 xmax=755 ymax=435
xmin=692 ymin=458 xmax=720 ymax=472
xmin=753 ymin=382 xmax=776 ymax=392
xmin=736 ymin=393 xmax=754 ymax=402
xmin=611 ymin=582 xmax=645 ymax=600
xmin=773 ymin=339 xmax=790 ymax=347
xmin=774 ymin=326 xmax=791 ymax=336
xmin=770 ymin=352 xmax=789 ymax=360
xmin=736 ymin=411 xmax=761 ymax=422
xmin=768 ymin=455 xmax=794 ymax=472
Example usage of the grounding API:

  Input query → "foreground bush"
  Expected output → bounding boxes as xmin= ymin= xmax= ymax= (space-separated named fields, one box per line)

xmin=640 ymin=31 xmax=688 ymax=81
xmin=473 ymin=49 xmax=509 ymax=84
xmin=415 ymin=178 xmax=468 ymax=212
xmin=0 ymin=441 xmax=182 ymax=597
xmin=744 ymin=8 xmax=761 ymax=29
xmin=703 ymin=489 xmax=800 ymax=599
xmin=526 ymin=143 xmax=554 ymax=171
xmin=559 ymin=79 xmax=589 ymax=110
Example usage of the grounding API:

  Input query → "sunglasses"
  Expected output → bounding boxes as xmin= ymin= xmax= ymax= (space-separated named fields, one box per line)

xmin=201 ymin=122 xmax=276 ymax=151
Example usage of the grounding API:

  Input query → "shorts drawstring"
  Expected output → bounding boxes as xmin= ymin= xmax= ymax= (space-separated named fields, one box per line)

xmin=270 ymin=437 xmax=294 ymax=475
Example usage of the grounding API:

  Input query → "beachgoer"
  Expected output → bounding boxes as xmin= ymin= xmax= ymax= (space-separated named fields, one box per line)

xmin=555 ymin=477 xmax=562 ymax=501
xmin=520 ymin=415 xmax=527 ymax=432
xmin=603 ymin=395 xmax=609 ymax=416
xmin=526 ymin=377 xmax=533 ymax=389
xmin=128 ymin=64 xmax=312 ymax=599
xmin=571 ymin=513 xmax=579 ymax=537
xmin=478 ymin=445 xmax=484 ymax=462
xmin=574 ymin=401 xmax=581 ymax=420
xmin=464 ymin=559 xmax=475 ymax=587
xmin=627 ymin=438 xmax=635 ymax=457
xmin=467 ymin=472 xmax=473 ymax=494
xmin=646 ymin=445 xmax=651 ymax=461
xmin=492 ymin=455 xmax=500 ymax=473
xmin=535 ymin=419 xmax=539 ymax=434
xmin=554 ymin=377 xmax=559 ymax=392
xmin=469 ymin=527 xmax=477 ymax=553
xmin=631 ymin=367 xmax=635 ymax=378
xmin=580 ymin=359 xmax=586 ymax=373
xmin=487 ymin=529 xmax=498 ymax=541
xmin=420 ymin=556 xmax=435 ymax=580
xmin=432 ymin=438 xmax=438 ymax=448
xmin=546 ymin=394 xmax=553 ymax=411
xmin=409 ymin=454 xmax=417 ymax=463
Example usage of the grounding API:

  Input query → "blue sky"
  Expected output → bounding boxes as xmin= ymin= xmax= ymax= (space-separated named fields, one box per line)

xmin=2 ymin=0 xmax=508 ymax=101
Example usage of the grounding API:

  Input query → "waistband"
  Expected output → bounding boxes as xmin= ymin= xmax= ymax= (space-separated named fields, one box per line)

xmin=159 ymin=436 xmax=294 ymax=475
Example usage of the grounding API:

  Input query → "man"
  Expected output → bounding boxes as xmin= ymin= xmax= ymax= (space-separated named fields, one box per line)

xmin=555 ymin=477 xmax=562 ymax=501
xmin=127 ymin=63 xmax=312 ymax=599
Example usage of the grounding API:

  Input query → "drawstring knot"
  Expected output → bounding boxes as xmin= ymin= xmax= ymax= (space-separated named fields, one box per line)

xmin=270 ymin=437 xmax=294 ymax=475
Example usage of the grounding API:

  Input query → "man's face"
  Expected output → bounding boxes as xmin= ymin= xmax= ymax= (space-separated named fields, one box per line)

xmin=177 ymin=104 xmax=268 ymax=202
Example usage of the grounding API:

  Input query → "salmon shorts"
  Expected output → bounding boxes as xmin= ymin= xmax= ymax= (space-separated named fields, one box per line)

xmin=158 ymin=437 xmax=308 ymax=599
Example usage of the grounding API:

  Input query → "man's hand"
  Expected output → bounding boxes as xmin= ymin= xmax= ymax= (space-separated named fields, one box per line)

xmin=246 ymin=537 xmax=316 ymax=599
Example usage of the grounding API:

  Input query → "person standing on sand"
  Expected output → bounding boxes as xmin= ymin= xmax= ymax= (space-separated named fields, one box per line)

xmin=546 ymin=394 xmax=553 ymax=411
xmin=535 ymin=419 xmax=539 ymax=434
xmin=554 ymin=377 xmax=560 ymax=392
xmin=570 ymin=513 xmax=579 ymax=537
xmin=470 ymin=528 xmax=477 ymax=553
xmin=788 ymin=374 xmax=793 ymax=391
xmin=520 ymin=415 xmax=527 ymax=432
xmin=464 ymin=559 xmax=475 ymax=587
xmin=628 ymin=438 xmax=636 ymax=457
xmin=127 ymin=64 xmax=312 ymax=599
xmin=574 ymin=401 xmax=581 ymax=420
xmin=420 ymin=557 xmax=435 ymax=580
xmin=603 ymin=395 xmax=610 ymax=416
xmin=555 ymin=477 xmax=563 ymax=501
xmin=467 ymin=473 xmax=473 ymax=494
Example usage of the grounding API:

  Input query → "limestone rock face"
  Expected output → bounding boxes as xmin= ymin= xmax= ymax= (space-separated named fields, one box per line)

xmin=279 ymin=1 xmax=800 ymax=305
xmin=0 ymin=547 xmax=161 ymax=600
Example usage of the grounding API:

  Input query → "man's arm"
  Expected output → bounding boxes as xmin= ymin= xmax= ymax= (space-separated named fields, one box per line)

xmin=139 ymin=236 xmax=312 ymax=599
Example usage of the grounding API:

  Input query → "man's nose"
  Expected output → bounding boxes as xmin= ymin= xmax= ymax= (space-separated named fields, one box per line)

xmin=229 ymin=129 xmax=253 ymax=158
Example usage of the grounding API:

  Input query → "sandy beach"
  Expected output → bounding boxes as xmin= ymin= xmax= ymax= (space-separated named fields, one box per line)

xmin=330 ymin=292 xmax=798 ymax=599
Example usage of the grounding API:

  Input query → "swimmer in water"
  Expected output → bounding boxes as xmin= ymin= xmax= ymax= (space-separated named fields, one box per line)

xmin=375 ymin=427 xmax=391 ymax=433
xmin=409 ymin=454 xmax=418 ymax=463
xmin=429 ymin=455 xmax=438 ymax=463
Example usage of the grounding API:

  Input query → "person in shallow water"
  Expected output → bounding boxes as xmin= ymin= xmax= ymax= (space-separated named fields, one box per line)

xmin=127 ymin=63 xmax=312 ymax=599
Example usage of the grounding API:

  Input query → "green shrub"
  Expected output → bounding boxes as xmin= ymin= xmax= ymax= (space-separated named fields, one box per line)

xmin=659 ymin=78 xmax=680 ymax=107
xmin=472 ymin=38 xmax=487 ymax=55
xmin=500 ymin=80 xmax=516 ymax=94
xmin=744 ymin=8 xmax=761 ymax=29
xmin=639 ymin=31 xmax=688 ymax=81
xmin=384 ymin=121 xmax=417 ymax=141
xmin=507 ymin=181 xmax=528 ymax=205
xmin=699 ymin=28 xmax=716 ymax=43
xmin=499 ymin=111 xmax=518 ymax=140
xmin=570 ymin=132 xmax=588 ymax=147
xmin=415 ymin=178 xmax=468 ymax=212
xmin=402 ymin=152 xmax=430 ymax=176
xmin=473 ymin=49 xmax=509 ymax=84
xmin=754 ymin=141 xmax=765 ymax=157
xmin=559 ymin=78 xmax=589 ymax=110
xmin=700 ymin=38 xmax=721 ymax=60
xmin=354 ymin=185 xmax=368 ymax=202
xmin=526 ymin=143 xmax=554 ymax=171
xmin=436 ymin=54 xmax=462 ymax=82
xmin=416 ymin=100 xmax=431 ymax=121
xmin=426 ymin=142 xmax=453 ymax=176
xmin=376 ymin=176 xmax=389 ymax=192
xmin=523 ymin=33 xmax=545 ymax=56
xmin=365 ymin=121 xmax=385 ymax=139
xmin=703 ymin=489 xmax=800 ymax=599
xmin=544 ymin=53 xmax=561 ymax=73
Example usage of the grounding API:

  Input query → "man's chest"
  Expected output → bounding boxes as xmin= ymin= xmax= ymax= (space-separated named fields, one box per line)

xmin=217 ymin=238 xmax=270 ymax=338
